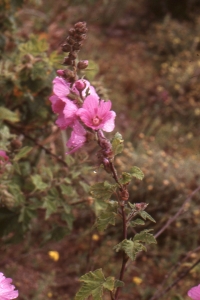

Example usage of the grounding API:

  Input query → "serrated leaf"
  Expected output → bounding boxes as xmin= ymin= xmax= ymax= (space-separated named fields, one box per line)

xmin=42 ymin=197 xmax=57 ymax=219
xmin=120 ymin=172 xmax=132 ymax=184
xmin=139 ymin=211 xmax=156 ymax=223
xmin=93 ymin=198 xmax=108 ymax=215
xmin=103 ymin=276 xmax=115 ymax=291
xmin=111 ymin=132 xmax=124 ymax=156
xmin=133 ymin=230 xmax=157 ymax=245
xmin=0 ymin=107 xmax=20 ymax=122
xmin=79 ymin=181 xmax=90 ymax=193
xmin=75 ymin=269 xmax=115 ymax=300
xmin=31 ymin=174 xmax=48 ymax=191
xmin=61 ymin=212 xmax=74 ymax=230
xmin=90 ymin=181 xmax=116 ymax=201
xmin=114 ymin=239 xmax=146 ymax=261
xmin=95 ymin=201 xmax=118 ymax=231
xmin=114 ymin=280 xmax=124 ymax=288
xmin=13 ymin=146 xmax=33 ymax=161
xmin=130 ymin=218 xmax=145 ymax=227
xmin=130 ymin=166 xmax=144 ymax=180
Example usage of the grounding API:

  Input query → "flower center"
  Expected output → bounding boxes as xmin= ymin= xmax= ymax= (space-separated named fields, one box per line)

xmin=92 ymin=116 xmax=101 ymax=126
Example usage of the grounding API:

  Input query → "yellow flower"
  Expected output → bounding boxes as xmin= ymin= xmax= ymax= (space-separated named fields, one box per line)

xmin=47 ymin=292 xmax=53 ymax=298
xmin=132 ymin=276 xmax=143 ymax=285
xmin=92 ymin=234 xmax=100 ymax=241
xmin=48 ymin=251 xmax=59 ymax=261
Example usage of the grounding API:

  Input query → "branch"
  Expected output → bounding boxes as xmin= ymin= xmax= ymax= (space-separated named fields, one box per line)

xmin=150 ymin=258 xmax=200 ymax=300
xmin=154 ymin=185 xmax=200 ymax=239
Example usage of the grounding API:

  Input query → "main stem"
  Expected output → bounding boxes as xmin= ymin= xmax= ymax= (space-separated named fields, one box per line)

xmin=114 ymin=205 xmax=128 ymax=300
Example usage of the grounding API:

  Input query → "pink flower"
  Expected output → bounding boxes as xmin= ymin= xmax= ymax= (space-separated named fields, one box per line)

xmin=66 ymin=121 xmax=87 ymax=154
xmin=52 ymin=77 xmax=70 ymax=101
xmin=49 ymin=95 xmax=78 ymax=129
xmin=188 ymin=284 xmax=200 ymax=300
xmin=0 ymin=272 xmax=18 ymax=300
xmin=77 ymin=94 xmax=116 ymax=132
xmin=0 ymin=151 xmax=9 ymax=162
xmin=0 ymin=151 xmax=10 ymax=174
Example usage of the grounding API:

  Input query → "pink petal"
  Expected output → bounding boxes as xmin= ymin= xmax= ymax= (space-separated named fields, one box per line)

xmin=82 ymin=94 xmax=99 ymax=115
xmin=53 ymin=77 xmax=70 ymax=100
xmin=98 ymin=100 xmax=112 ymax=118
xmin=55 ymin=112 xmax=74 ymax=129
xmin=101 ymin=111 xmax=116 ymax=132
xmin=77 ymin=108 xmax=93 ymax=128
xmin=0 ymin=151 xmax=9 ymax=162
xmin=188 ymin=285 xmax=200 ymax=300
xmin=63 ymin=100 xmax=78 ymax=119
xmin=66 ymin=121 xmax=86 ymax=154
xmin=49 ymin=95 xmax=65 ymax=114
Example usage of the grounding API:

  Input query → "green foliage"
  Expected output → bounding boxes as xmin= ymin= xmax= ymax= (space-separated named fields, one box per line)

xmin=0 ymin=107 xmax=20 ymax=122
xmin=114 ymin=239 xmax=146 ymax=261
xmin=95 ymin=201 xmax=118 ymax=231
xmin=90 ymin=181 xmax=117 ymax=201
xmin=133 ymin=229 xmax=157 ymax=245
xmin=111 ymin=132 xmax=124 ymax=156
xmin=13 ymin=146 xmax=33 ymax=161
xmin=120 ymin=166 xmax=144 ymax=184
xmin=138 ymin=211 xmax=156 ymax=223
xmin=75 ymin=269 xmax=115 ymax=300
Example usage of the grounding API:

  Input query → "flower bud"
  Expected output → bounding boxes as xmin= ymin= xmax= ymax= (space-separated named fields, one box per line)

xmin=62 ymin=57 xmax=72 ymax=66
xmin=56 ymin=69 xmax=65 ymax=76
xmin=61 ymin=43 xmax=71 ymax=52
xmin=74 ymin=80 xmax=86 ymax=91
xmin=68 ymin=52 xmax=77 ymax=60
xmin=77 ymin=60 xmax=88 ymax=69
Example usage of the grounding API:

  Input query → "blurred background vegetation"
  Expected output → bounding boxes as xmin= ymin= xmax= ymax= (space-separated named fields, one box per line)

xmin=1 ymin=0 xmax=200 ymax=299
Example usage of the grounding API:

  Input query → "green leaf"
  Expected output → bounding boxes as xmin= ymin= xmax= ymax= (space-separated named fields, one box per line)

xmin=114 ymin=280 xmax=124 ymax=288
xmin=130 ymin=218 xmax=145 ymax=227
xmin=13 ymin=146 xmax=33 ymax=161
xmin=111 ymin=132 xmax=124 ymax=156
xmin=31 ymin=174 xmax=48 ymax=191
xmin=42 ymin=226 xmax=70 ymax=243
xmin=0 ymin=107 xmax=20 ymax=122
xmin=120 ymin=172 xmax=132 ymax=184
xmin=93 ymin=198 xmax=108 ymax=215
xmin=42 ymin=197 xmax=57 ymax=219
xmin=75 ymin=269 xmax=115 ymax=300
xmin=130 ymin=166 xmax=144 ymax=180
xmin=133 ymin=230 xmax=157 ymax=245
xmin=61 ymin=212 xmax=74 ymax=230
xmin=139 ymin=211 xmax=156 ymax=223
xmin=90 ymin=181 xmax=116 ymax=201
xmin=114 ymin=239 xmax=146 ymax=261
xmin=95 ymin=201 xmax=118 ymax=231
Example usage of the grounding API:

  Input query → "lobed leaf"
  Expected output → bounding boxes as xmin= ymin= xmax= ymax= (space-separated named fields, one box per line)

xmin=133 ymin=230 xmax=157 ymax=245
xmin=114 ymin=239 xmax=146 ymax=261
xmin=139 ymin=211 xmax=156 ymax=223
xmin=90 ymin=181 xmax=116 ymax=201
xmin=130 ymin=218 xmax=145 ymax=227
xmin=130 ymin=166 xmax=144 ymax=180
xmin=13 ymin=146 xmax=33 ymax=161
xmin=95 ymin=201 xmax=118 ymax=231
xmin=31 ymin=174 xmax=48 ymax=191
xmin=0 ymin=107 xmax=20 ymax=123
xmin=75 ymin=269 xmax=115 ymax=300
xmin=111 ymin=132 xmax=124 ymax=156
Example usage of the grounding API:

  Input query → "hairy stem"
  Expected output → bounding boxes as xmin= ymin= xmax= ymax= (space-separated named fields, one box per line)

xmin=114 ymin=205 xmax=128 ymax=300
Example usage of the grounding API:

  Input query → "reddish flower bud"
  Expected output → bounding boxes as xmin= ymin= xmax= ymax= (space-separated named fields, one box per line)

xmin=62 ymin=57 xmax=72 ymax=66
xmin=77 ymin=60 xmax=88 ymax=70
xmin=61 ymin=43 xmax=71 ymax=52
xmin=74 ymin=80 xmax=86 ymax=91
xmin=56 ymin=69 xmax=65 ymax=77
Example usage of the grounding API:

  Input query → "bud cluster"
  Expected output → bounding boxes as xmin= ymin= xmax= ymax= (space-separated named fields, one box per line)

xmin=61 ymin=22 xmax=88 ymax=82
